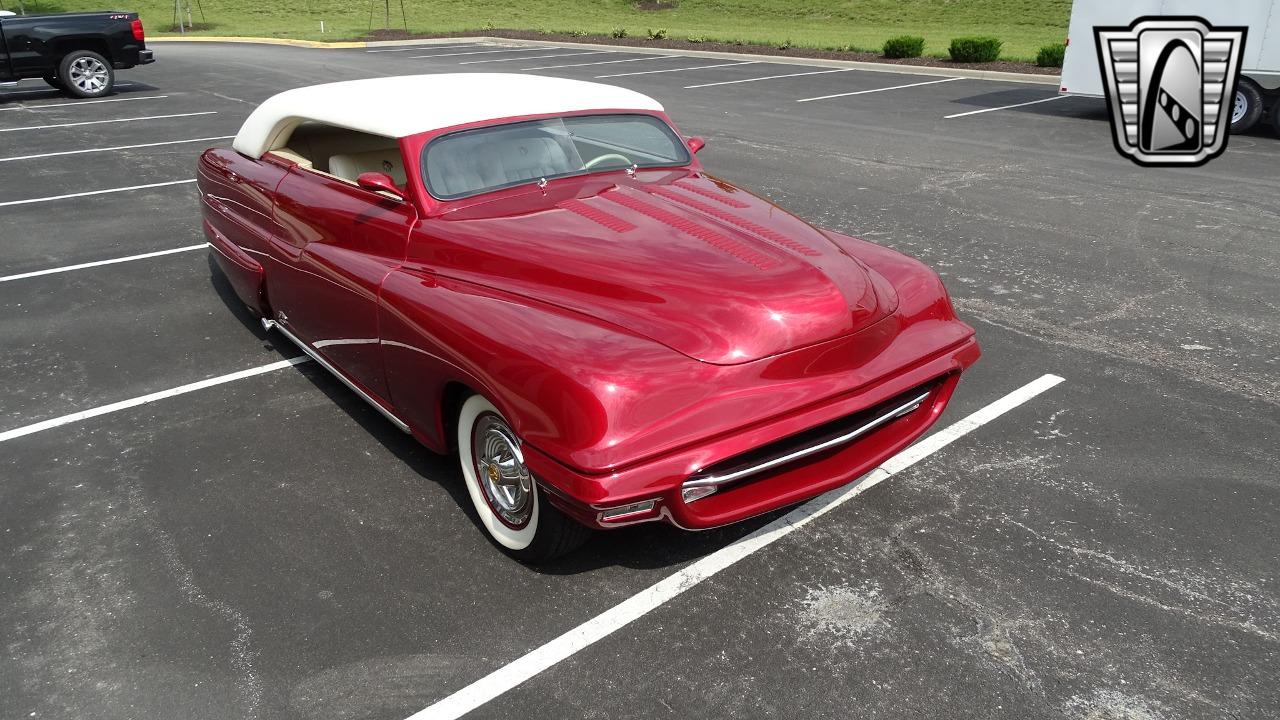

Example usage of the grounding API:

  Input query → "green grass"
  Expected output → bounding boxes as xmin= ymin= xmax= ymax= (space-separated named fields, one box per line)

xmin=3 ymin=0 xmax=1071 ymax=62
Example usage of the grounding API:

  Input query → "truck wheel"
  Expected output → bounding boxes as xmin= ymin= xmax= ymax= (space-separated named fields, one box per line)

xmin=59 ymin=50 xmax=114 ymax=99
xmin=42 ymin=74 xmax=64 ymax=90
xmin=1231 ymin=78 xmax=1263 ymax=133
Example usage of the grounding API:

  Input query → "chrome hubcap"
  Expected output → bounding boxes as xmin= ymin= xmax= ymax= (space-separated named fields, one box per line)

xmin=472 ymin=414 xmax=533 ymax=527
xmin=1233 ymin=90 xmax=1247 ymax=124
xmin=68 ymin=57 xmax=109 ymax=93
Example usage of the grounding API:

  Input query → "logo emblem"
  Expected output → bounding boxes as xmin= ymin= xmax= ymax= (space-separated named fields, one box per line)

xmin=1095 ymin=16 xmax=1247 ymax=166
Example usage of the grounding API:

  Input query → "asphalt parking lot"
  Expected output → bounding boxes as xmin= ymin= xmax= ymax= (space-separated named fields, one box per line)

xmin=2 ymin=38 xmax=1278 ymax=720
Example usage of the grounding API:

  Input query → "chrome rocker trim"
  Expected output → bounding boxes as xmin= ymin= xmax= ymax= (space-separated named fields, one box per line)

xmin=262 ymin=318 xmax=412 ymax=434
xmin=681 ymin=389 xmax=932 ymax=496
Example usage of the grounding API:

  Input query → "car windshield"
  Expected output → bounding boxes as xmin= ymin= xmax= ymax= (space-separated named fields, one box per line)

xmin=422 ymin=114 xmax=691 ymax=200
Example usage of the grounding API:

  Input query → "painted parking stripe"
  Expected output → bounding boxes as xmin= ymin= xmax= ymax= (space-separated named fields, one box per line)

xmin=460 ymin=50 xmax=614 ymax=65
xmin=0 ymin=244 xmax=208 ymax=283
xmin=596 ymin=60 xmax=761 ymax=79
xmin=0 ymin=94 xmax=169 ymax=112
xmin=0 ymin=179 xmax=196 ymax=208
xmin=796 ymin=77 xmax=963 ymax=102
xmin=406 ymin=373 xmax=1067 ymax=720
xmin=944 ymin=94 xmax=1066 ymax=119
xmin=366 ymin=43 xmax=488 ymax=53
xmin=522 ymin=54 xmax=684 ymax=71
xmin=684 ymin=68 xmax=852 ymax=89
xmin=0 ymin=135 xmax=234 ymax=163
xmin=0 ymin=111 xmax=217 ymax=133
xmin=408 ymin=46 xmax=561 ymax=59
xmin=0 ymin=357 xmax=311 ymax=443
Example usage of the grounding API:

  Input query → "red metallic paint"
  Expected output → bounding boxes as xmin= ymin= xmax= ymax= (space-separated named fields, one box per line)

xmin=197 ymin=108 xmax=978 ymax=532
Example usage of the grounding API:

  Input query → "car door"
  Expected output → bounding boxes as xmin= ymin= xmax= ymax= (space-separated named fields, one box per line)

xmin=0 ymin=21 xmax=13 ymax=81
xmin=268 ymin=164 xmax=416 ymax=404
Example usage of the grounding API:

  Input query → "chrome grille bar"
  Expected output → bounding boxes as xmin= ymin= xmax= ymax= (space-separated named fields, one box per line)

xmin=681 ymin=389 xmax=932 ymax=496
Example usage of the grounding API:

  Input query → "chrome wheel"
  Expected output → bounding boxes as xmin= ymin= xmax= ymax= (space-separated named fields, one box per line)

xmin=68 ymin=55 xmax=110 ymax=95
xmin=471 ymin=413 xmax=534 ymax=528
xmin=1233 ymin=89 xmax=1247 ymax=124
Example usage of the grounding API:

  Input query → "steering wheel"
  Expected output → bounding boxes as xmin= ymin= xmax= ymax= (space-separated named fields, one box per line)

xmin=583 ymin=153 xmax=632 ymax=170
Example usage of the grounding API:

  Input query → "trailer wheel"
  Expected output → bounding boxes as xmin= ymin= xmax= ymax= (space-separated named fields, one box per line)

xmin=58 ymin=50 xmax=114 ymax=99
xmin=1231 ymin=78 xmax=1264 ymax=133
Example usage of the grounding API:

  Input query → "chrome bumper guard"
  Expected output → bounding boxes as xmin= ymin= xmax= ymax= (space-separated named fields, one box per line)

xmin=680 ymin=387 xmax=933 ymax=503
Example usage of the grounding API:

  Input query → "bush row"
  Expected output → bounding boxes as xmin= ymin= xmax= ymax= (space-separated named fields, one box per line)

xmin=563 ymin=29 xmax=1067 ymax=65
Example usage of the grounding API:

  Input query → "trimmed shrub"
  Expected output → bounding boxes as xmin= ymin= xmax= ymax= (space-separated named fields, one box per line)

xmin=1036 ymin=42 xmax=1066 ymax=67
xmin=882 ymin=35 xmax=925 ymax=59
xmin=611 ymin=27 xmax=628 ymax=38
xmin=949 ymin=36 xmax=1002 ymax=63
xmin=646 ymin=28 xmax=668 ymax=40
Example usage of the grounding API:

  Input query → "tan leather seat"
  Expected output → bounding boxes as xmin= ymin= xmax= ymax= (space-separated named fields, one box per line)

xmin=329 ymin=149 xmax=407 ymax=185
xmin=267 ymin=147 xmax=313 ymax=169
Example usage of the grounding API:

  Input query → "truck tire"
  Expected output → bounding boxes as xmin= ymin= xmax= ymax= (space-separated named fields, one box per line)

xmin=42 ymin=74 xmax=64 ymax=90
xmin=58 ymin=50 xmax=114 ymax=98
xmin=1231 ymin=78 xmax=1264 ymax=133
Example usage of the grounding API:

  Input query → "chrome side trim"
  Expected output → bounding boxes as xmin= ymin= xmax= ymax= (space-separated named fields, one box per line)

xmin=682 ymin=390 xmax=932 ymax=492
xmin=262 ymin=318 xmax=411 ymax=434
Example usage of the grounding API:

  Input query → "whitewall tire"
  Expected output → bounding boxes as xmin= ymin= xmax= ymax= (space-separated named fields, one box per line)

xmin=456 ymin=394 xmax=591 ymax=562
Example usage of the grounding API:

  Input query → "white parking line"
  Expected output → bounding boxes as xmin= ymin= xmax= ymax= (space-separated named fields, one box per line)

xmin=366 ymin=43 xmax=488 ymax=53
xmin=0 ymin=111 xmax=217 ymax=133
xmin=596 ymin=60 xmax=760 ymax=79
xmin=408 ymin=46 xmax=561 ymax=59
xmin=0 ymin=179 xmax=196 ymax=208
xmin=796 ymin=77 xmax=962 ymax=102
xmin=0 ymin=94 xmax=169 ymax=112
xmin=0 ymin=135 xmax=234 ymax=163
xmin=944 ymin=94 xmax=1066 ymax=119
xmin=522 ymin=54 xmax=684 ymax=71
xmin=684 ymin=68 xmax=852 ymax=89
xmin=0 ymin=357 xmax=312 ymax=443
xmin=406 ymin=373 xmax=1067 ymax=720
xmin=0 ymin=244 xmax=208 ymax=283
xmin=460 ymin=50 xmax=613 ymax=65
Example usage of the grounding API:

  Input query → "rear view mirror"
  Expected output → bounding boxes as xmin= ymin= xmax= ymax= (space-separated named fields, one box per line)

xmin=356 ymin=171 xmax=405 ymax=200
xmin=686 ymin=136 xmax=706 ymax=154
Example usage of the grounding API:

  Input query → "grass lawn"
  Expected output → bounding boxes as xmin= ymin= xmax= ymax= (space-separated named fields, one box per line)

xmin=3 ymin=0 xmax=1072 ymax=61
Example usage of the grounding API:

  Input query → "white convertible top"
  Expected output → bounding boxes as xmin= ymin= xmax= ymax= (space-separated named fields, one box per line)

xmin=231 ymin=73 xmax=666 ymax=157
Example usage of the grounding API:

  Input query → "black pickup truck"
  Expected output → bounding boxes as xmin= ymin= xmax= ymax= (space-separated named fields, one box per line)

xmin=0 ymin=11 xmax=153 ymax=98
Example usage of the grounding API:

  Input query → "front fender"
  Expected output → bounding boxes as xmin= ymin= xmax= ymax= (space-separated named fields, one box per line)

xmin=377 ymin=269 xmax=701 ymax=463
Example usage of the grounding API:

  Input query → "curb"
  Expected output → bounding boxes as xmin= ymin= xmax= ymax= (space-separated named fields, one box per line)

xmin=148 ymin=36 xmax=364 ymax=49
xmin=149 ymin=35 xmax=1061 ymax=85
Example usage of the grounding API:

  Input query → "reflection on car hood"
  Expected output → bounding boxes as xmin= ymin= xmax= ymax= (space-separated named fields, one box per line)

xmin=419 ymin=172 xmax=897 ymax=365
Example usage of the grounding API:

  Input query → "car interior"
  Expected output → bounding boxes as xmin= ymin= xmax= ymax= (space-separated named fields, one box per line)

xmin=268 ymin=122 xmax=408 ymax=189
xmin=266 ymin=117 xmax=686 ymax=201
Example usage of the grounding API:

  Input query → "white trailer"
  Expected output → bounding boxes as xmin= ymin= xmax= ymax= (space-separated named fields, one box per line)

xmin=1060 ymin=0 xmax=1280 ymax=135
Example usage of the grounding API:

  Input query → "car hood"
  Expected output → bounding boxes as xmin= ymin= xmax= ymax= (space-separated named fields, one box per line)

xmin=418 ymin=172 xmax=897 ymax=365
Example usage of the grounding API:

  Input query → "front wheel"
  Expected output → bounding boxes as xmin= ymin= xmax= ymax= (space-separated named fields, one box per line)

xmin=1231 ymin=78 xmax=1264 ymax=134
xmin=456 ymin=395 xmax=591 ymax=562
xmin=59 ymin=50 xmax=115 ymax=98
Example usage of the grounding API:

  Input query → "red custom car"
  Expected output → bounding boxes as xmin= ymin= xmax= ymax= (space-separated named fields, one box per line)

xmin=198 ymin=74 xmax=979 ymax=562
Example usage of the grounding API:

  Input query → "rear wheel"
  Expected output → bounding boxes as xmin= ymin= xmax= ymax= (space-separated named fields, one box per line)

xmin=59 ymin=50 xmax=114 ymax=99
xmin=1231 ymin=78 xmax=1264 ymax=133
xmin=456 ymin=395 xmax=591 ymax=562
